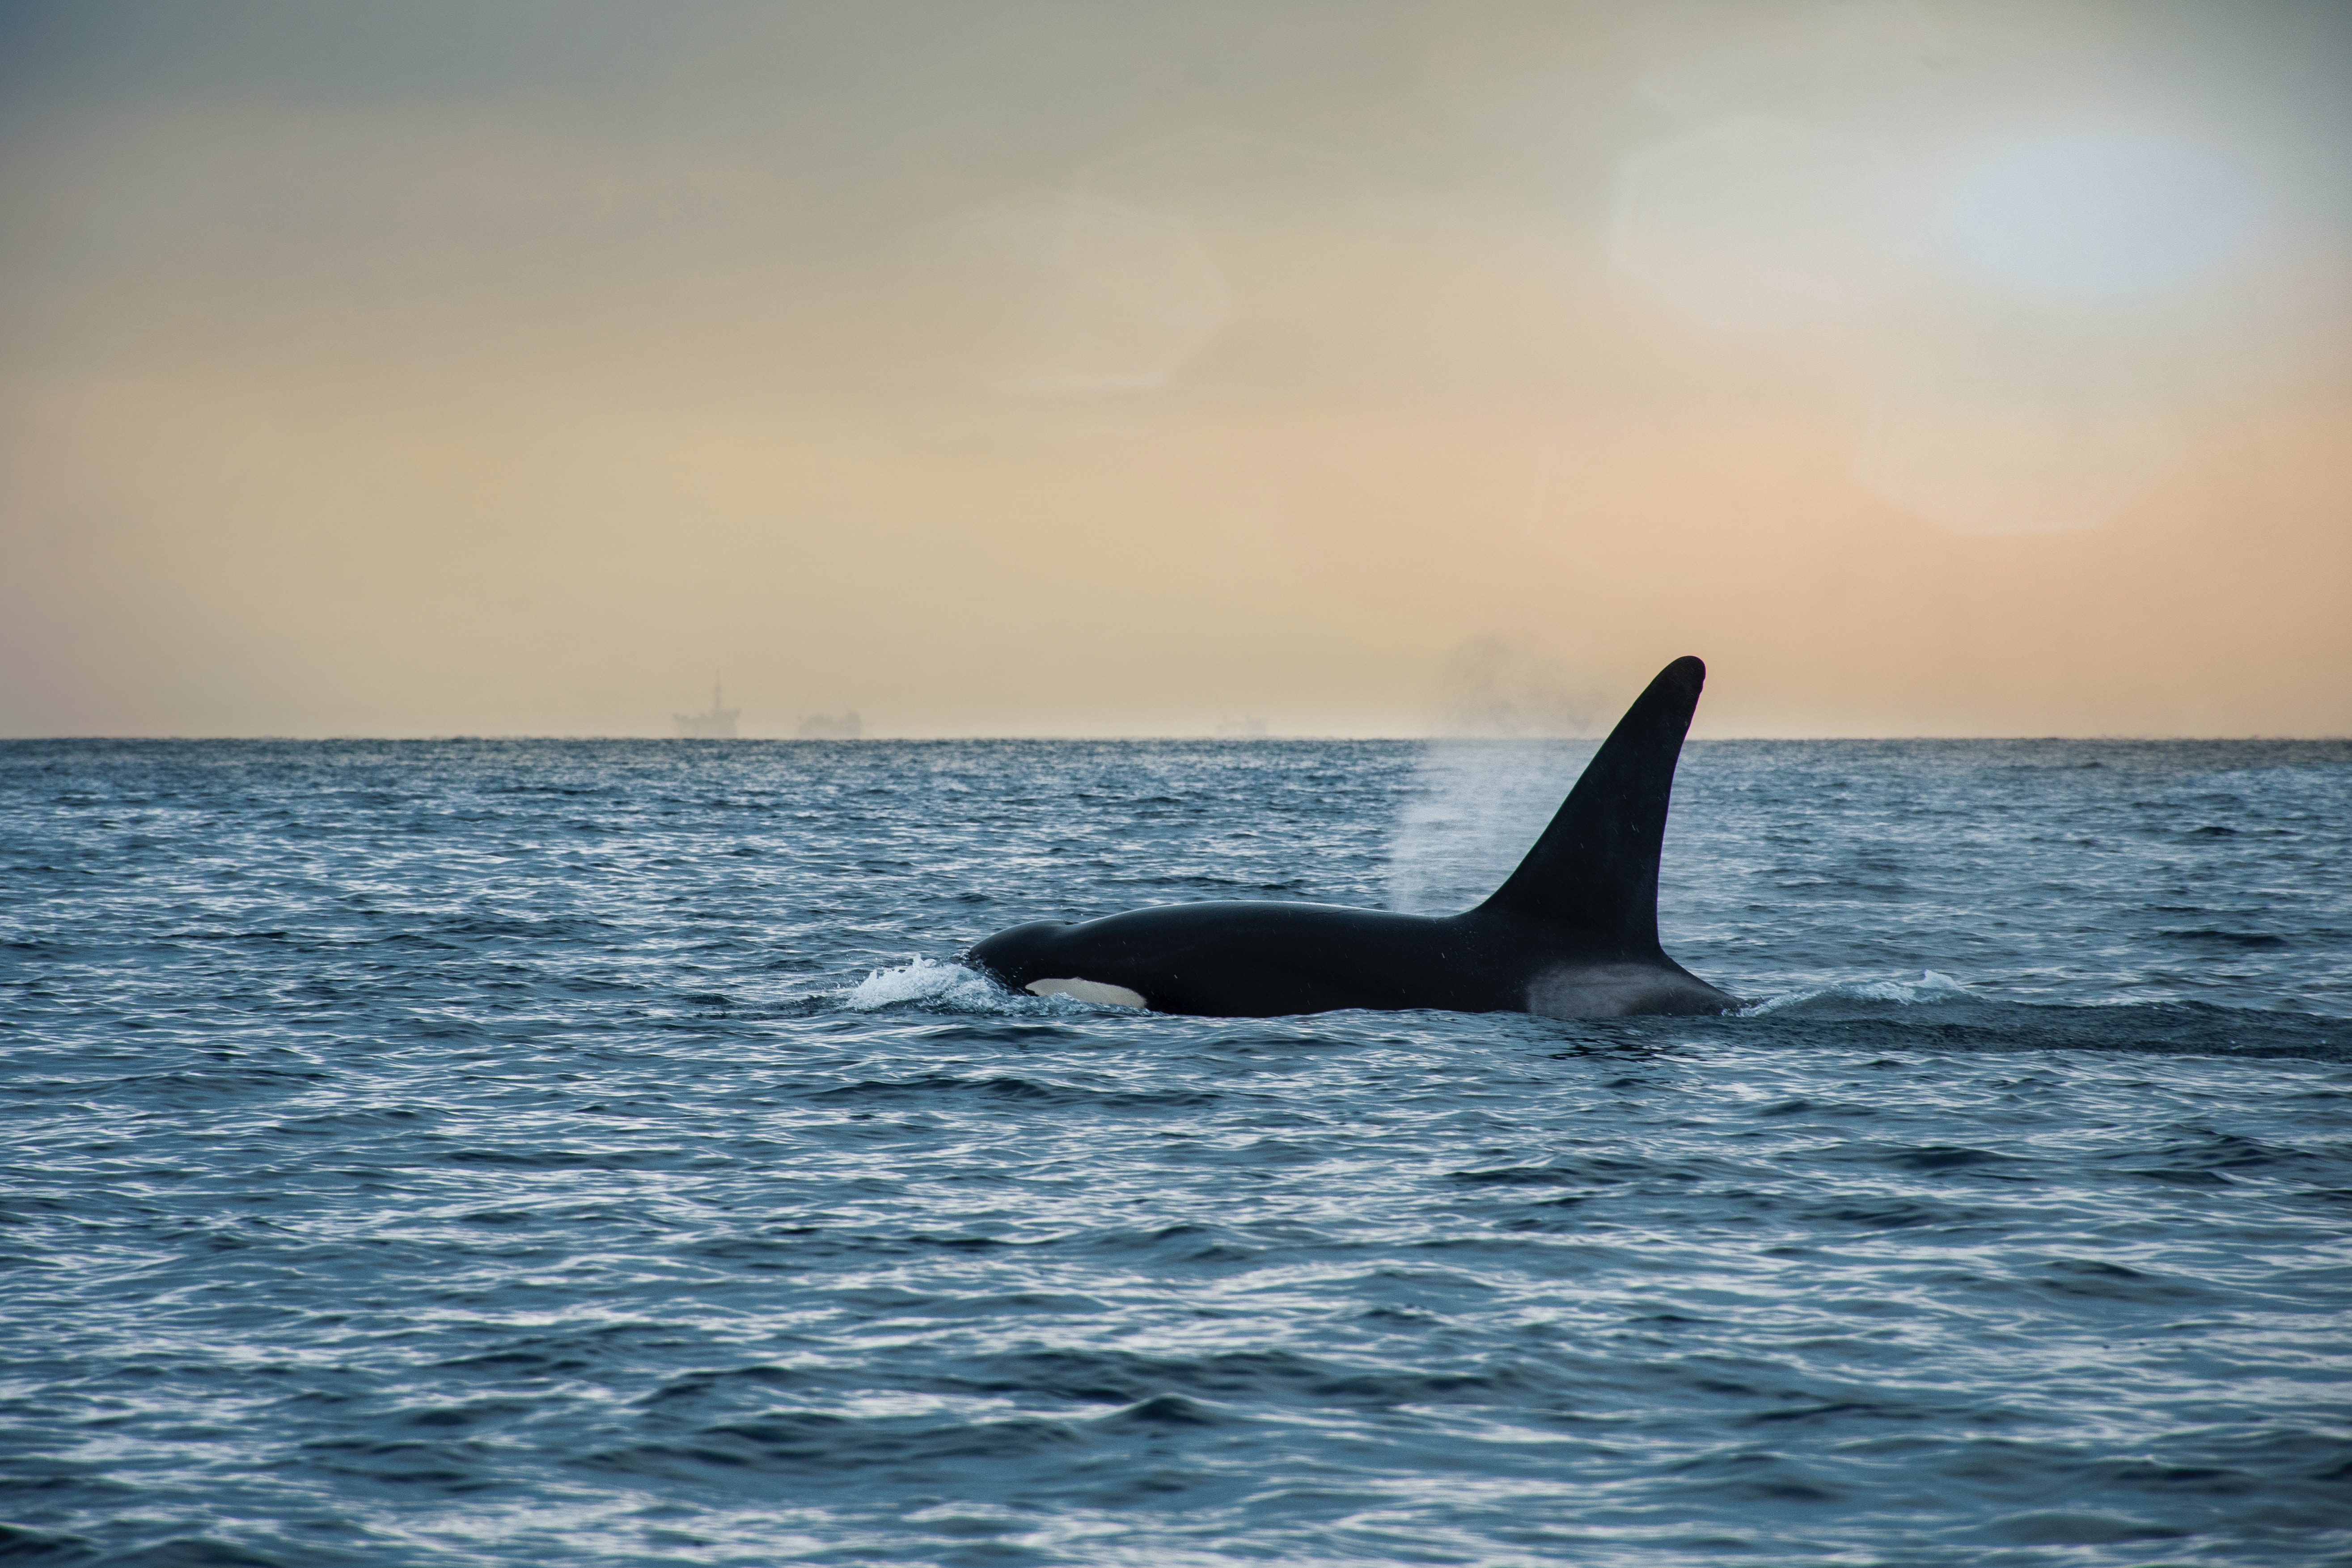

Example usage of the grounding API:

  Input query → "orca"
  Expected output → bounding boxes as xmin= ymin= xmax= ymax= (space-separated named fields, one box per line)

xmin=966 ymin=656 xmax=1736 ymax=1019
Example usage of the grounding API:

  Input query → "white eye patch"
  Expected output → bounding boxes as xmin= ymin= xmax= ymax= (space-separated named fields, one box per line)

xmin=1025 ymin=977 xmax=1148 ymax=1009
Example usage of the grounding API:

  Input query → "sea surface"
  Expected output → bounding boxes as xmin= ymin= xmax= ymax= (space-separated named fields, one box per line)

xmin=2 ymin=736 xmax=2348 ymax=1568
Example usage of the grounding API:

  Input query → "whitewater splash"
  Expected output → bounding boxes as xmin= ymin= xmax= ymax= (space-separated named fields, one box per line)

xmin=843 ymin=956 xmax=1110 ymax=1015
xmin=844 ymin=957 xmax=1005 ymax=1010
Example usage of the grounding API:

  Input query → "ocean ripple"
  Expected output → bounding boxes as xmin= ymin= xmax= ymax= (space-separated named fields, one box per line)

xmin=0 ymin=735 xmax=2347 ymax=1565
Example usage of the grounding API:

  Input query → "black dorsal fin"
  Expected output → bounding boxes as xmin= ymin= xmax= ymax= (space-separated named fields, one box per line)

xmin=1472 ymin=656 xmax=1705 ymax=951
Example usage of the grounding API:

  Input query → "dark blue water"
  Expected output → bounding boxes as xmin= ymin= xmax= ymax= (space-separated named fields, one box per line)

xmin=3 ymin=737 xmax=2348 ymax=1567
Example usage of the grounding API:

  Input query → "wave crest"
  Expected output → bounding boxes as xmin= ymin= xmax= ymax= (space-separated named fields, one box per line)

xmin=1743 ymin=971 xmax=1970 ymax=1016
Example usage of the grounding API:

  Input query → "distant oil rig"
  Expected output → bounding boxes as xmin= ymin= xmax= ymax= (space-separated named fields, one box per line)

xmin=674 ymin=676 xmax=740 ymax=740
xmin=674 ymin=676 xmax=864 ymax=739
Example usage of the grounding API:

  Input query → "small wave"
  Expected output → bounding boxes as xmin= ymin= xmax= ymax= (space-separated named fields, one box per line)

xmin=2159 ymin=928 xmax=2288 ymax=948
xmin=1730 ymin=991 xmax=2342 ymax=1058
xmin=1743 ymin=971 xmax=1969 ymax=1015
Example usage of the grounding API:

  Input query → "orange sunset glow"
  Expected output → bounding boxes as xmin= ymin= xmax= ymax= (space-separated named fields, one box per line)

xmin=3 ymin=0 xmax=2347 ymax=737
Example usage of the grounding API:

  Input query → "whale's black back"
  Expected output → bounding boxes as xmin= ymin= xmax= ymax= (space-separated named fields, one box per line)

xmin=1472 ymin=655 xmax=1705 ymax=956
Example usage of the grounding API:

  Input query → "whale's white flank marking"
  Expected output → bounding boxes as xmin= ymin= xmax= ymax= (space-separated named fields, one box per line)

xmin=1027 ymin=977 xmax=1147 ymax=1009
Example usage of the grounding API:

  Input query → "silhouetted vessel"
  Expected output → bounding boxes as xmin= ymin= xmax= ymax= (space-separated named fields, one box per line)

xmin=797 ymin=711 xmax=862 ymax=739
xmin=675 ymin=676 xmax=740 ymax=740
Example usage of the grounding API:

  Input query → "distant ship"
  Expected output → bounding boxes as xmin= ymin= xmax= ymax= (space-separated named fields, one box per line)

xmin=675 ymin=676 xmax=740 ymax=740
xmin=797 ymin=710 xmax=862 ymax=739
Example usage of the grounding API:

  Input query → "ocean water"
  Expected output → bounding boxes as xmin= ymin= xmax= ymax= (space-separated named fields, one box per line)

xmin=2 ymin=736 xmax=2348 ymax=1568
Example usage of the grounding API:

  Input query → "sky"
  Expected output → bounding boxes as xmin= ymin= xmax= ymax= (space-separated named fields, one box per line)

xmin=1 ymin=0 xmax=2347 ymax=737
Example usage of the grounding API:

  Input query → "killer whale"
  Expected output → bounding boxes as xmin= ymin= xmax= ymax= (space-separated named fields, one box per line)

xmin=965 ymin=656 xmax=1736 ymax=1019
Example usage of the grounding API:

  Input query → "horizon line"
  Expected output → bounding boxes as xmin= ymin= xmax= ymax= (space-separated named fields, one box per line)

xmin=4 ymin=732 xmax=2346 ymax=745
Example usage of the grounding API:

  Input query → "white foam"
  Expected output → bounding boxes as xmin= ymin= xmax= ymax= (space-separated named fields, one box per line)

xmin=841 ymin=957 xmax=1131 ymax=1015
xmin=843 ymin=957 xmax=1010 ymax=1012
xmin=1742 ymin=970 xmax=1969 ymax=1015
